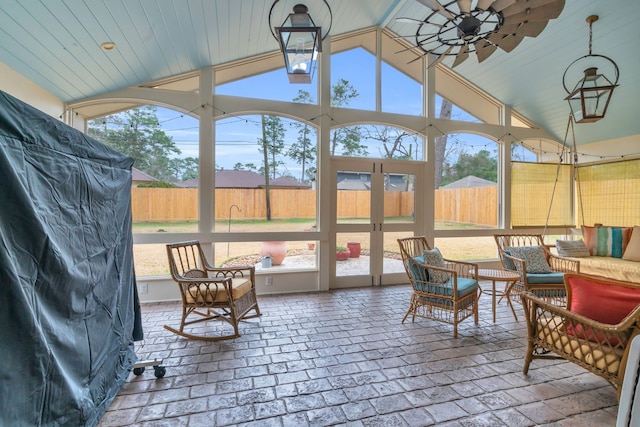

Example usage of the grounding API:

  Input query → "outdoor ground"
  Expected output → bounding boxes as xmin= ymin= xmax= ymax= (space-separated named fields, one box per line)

xmin=131 ymin=220 xmax=509 ymax=276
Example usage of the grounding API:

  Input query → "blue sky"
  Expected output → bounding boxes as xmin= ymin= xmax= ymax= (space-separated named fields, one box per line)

xmin=154 ymin=47 xmax=525 ymax=175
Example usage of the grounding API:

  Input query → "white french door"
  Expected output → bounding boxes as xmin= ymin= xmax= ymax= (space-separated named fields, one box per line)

xmin=331 ymin=157 xmax=424 ymax=287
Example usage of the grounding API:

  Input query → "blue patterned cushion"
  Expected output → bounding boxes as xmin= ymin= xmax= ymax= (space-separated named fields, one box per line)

xmin=422 ymin=248 xmax=449 ymax=283
xmin=508 ymin=246 xmax=552 ymax=274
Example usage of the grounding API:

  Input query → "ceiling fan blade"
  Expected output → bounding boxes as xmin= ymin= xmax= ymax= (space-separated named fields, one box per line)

xmin=503 ymin=0 xmax=565 ymax=22
xmin=488 ymin=33 xmax=524 ymax=52
xmin=501 ymin=0 xmax=563 ymax=17
xmin=415 ymin=0 xmax=454 ymax=20
xmin=391 ymin=34 xmax=422 ymax=40
xmin=474 ymin=39 xmax=498 ymax=62
xmin=426 ymin=46 xmax=454 ymax=68
xmin=456 ymin=0 xmax=472 ymax=14
xmin=476 ymin=0 xmax=495 ymax=11
xmin=407 ymin=52 xmax=427 ymax=64
xmin=496 ymin=21 xmax=548 ymax=38
xmin=490 ymin=0 xmax=517 ymax=11
xmin=452 ymin=44 xmax=469 ymax=67
xmin=395 ymin=17 xmax=425 ymax=24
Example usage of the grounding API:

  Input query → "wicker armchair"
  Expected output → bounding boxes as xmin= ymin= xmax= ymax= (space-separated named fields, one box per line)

xmin=398 ymin=236 xmax=479 ymax=338
xmin=521 ymin=273 xmax=640 ymax=399
xmin=165 ymin=240 xmax=261 ymax=341
xmin=494 ymin=233 xmax=579 ymax=306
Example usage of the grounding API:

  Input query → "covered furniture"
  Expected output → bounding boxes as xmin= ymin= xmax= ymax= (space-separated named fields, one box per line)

xmin=397 ymin=236 xmax=479 ymax=338
xmin=166 ymin=240 xmax=261 ymax=341
xmin=494 ymin=233 xmax=580 ymax=306
xmin=0 ymin=91 xmax=140 ymax=425
xmin=617 ymin=335 xmax=640 ymax=426
xmin=521 ymin=273 xmax=640 ymax=399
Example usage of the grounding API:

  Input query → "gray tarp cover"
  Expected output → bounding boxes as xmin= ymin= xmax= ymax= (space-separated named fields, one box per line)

xmin=0 ymin=91 xmax=141 ymax=426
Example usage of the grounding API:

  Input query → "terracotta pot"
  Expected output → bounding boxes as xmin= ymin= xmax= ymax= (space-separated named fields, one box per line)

xmin=347 ymin=242 xmax=361 ymax=258
xmin=260 ymin=241 xmax=286 ymax=265
xmin=336 ymin=249 xmax=351 ymax=261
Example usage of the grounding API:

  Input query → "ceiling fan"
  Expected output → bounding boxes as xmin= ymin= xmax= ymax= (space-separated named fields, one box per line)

xmin=397 ymin=0 xmax=565 ymax=67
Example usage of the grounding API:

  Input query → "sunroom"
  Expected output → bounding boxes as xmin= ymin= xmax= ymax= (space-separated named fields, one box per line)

xmin=0 ymin=0 xmax=638 ymax=425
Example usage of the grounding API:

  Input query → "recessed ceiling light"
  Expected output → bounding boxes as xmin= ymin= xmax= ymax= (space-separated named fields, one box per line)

xmin=101 ymin=42 xmax=116 ymax=51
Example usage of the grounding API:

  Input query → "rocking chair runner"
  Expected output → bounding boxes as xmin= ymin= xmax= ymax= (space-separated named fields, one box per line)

xmin=166 ymin=240 xmax=261 ymax=341
xmin=397 ymin=236 xmax=480 ymax=338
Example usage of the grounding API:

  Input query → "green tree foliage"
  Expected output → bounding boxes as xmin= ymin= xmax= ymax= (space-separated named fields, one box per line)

xmin=288 ymin=91 xmax=317 ymax=183
xmin=258 ymin=115 xmax=286 ymax=179
xmin=137 ymin=181 xmax=176 ymax=188
xmin=329 ymin=79 xmax=367 ymax=157
xmin=88 ymin=106 xmax=198 ymax=182
xmin=441 ymin=149 xmax=497 ymax=186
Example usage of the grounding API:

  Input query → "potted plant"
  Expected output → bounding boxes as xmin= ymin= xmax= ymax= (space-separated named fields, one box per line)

xmin=336 ymin=245 xmax=351 ymax=261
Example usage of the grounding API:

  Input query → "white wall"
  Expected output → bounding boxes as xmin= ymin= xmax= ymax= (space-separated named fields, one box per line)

xmin=0 ymin=61 xmax=64 ymax=118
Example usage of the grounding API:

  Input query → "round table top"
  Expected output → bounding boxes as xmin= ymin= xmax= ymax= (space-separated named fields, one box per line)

xmin=473 ymin=268 xmax=520 ymax=281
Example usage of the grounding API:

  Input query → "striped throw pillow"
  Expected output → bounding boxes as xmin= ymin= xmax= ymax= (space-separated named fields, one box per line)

xmin=555 ymin=239 xmax=591 ymax=257
xmin=582 ymin=225 xmax=633 ymax=258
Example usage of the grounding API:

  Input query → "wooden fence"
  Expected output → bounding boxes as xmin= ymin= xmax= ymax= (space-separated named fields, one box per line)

xmin=131 ymin=187 xmax=497 ymax=226
xmin=434 ymin=186 xmax=498 ymax=227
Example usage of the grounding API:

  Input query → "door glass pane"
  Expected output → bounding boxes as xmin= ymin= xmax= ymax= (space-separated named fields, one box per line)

xmin=336 ymin=232 xmax=369 ymax=277
xmin=383 ymin=231 xmax=410 ymax=274
xmin=384 ymin=172 xmax=415 ymax=224
xmin=337 ymin=170 xmax=371 ymax=224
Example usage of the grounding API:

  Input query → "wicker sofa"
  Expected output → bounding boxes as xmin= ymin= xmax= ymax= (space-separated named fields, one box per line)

xmin=556 ymin=225 xmax=640 ymax=283
xmin=570 ymin=256 xmax=640 ymax=283
xmin=521 ymin=273 xmax=640 ymax=399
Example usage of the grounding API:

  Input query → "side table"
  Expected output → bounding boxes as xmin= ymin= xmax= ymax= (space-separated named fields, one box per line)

xmin=473 ymin=268 xmax=521 ymax=322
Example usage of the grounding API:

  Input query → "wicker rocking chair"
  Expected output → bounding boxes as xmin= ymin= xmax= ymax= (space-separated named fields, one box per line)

xmin=397 ymin=236 xmax=480 ymax=338
xmin=165 ymin=240 xmax=261 ymax=341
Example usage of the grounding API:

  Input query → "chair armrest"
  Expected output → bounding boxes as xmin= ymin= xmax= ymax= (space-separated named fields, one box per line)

xmin=547 ymin=254 xmax=580 ymax=273
xmin=206 ymin=265 xmax=256 ymax=280
xmin=520 ymin=291 xmax=640 ymax=346
xmin=176 ymin=276 xmax=233 ymax=286
xmin=443 ymin=259 xmax=478 ymax=279
xmin=502 ymin=253 xmax=526 ymax=275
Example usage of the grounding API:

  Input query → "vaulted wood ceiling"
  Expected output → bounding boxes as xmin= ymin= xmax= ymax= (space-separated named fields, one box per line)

xmin=0 ymin=0 xmax=637 ymax=146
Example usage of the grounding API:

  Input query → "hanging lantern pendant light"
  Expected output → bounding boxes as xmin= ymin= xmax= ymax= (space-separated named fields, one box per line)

xmin=268 ymin=1 xmax=332 ymax=84
xmin=562 ymin=15 xmax=620 ymax=123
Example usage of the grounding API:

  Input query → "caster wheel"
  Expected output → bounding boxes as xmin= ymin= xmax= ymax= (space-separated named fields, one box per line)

xmin=133 ymin=367 xmax=145 ymax=376
xmin=153 ymin=366 xmax=166 ymax=378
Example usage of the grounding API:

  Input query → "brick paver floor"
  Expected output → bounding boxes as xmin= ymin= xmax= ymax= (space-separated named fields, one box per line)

xmin=98 ymin=283 xmax=619 ymax=426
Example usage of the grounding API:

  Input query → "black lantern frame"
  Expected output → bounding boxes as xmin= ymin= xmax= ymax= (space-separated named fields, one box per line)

xmin=269 ymin=1 xmax=332 ymax=84
xmin=562 ymin=15 xmax=620 ymax=123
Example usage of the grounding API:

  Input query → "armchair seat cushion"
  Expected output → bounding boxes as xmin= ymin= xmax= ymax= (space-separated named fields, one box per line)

xmin=419 ymin=278 xmax=478 ymax=306
xmin=418 ymin=278 xmax=478 ymax=297
xmin=526 ymin=272 xmax=565 ymax=284
xmin=185 ymin=278 xmax=252 ymax=304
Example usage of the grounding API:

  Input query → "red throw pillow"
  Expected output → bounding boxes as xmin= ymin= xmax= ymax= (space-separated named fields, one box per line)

xmin=565 ymin=275 xmax=640 ymax=345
